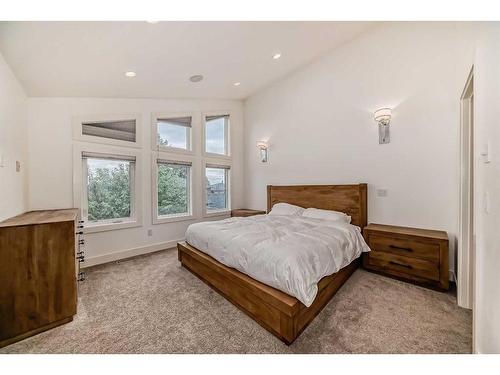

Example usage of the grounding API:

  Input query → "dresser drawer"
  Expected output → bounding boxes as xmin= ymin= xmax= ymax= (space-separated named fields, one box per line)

xmin=365 ymin=251 xmax=440 ymax=281
xmin=367 ymin=234 xmax=439 ymax=262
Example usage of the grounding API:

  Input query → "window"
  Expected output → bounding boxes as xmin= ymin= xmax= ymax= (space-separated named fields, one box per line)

xmin=155 ymin=116 xmax=192 ymax=151
xmin=205 ymin=164 xmax=230 ymax=213
xmin=156 ymin=159 xmax=192 ymax=220
xmin=204 ymin=115 xmax=229 ymax=155
xmin=82 ymin=152 xmax=136 ymax=226
xmin=73 ymin=114 xmax=141 ymax=148
xmin=82 ymin=119 xmax=136 ymax=142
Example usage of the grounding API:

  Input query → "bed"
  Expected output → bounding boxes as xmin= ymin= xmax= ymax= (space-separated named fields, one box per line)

xmin=177 ymin=183 xmax=368 ymax=344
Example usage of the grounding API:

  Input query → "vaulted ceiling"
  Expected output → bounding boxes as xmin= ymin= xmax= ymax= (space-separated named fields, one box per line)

xmin=0 ymin=21 xmax=374 ymax=99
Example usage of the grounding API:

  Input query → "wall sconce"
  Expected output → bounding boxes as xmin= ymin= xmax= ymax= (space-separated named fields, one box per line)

xmin=374 ymin=108 xmax=392 ymax=144
xmin=256 ymin=141 xmax=269 ymax=163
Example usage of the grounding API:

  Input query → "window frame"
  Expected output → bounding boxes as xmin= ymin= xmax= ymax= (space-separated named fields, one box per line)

xmin=73 ymin=143 xmax=142 ymax=233
xmin=152 ymin=153 xmax=195 ymax=224
xmin=151 ymin=112 xmax=195 ymax=155
xmin=202 ymin=111 xmax=231 ymax=159
xmin=72 ymin=113 xmax=142 ymax=149
xmin=203 ymin=161 xmax=232 ymax=217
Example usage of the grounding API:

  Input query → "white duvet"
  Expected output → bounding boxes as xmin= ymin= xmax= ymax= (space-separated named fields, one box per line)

xmin=185 ymin=214 xmax=370 ymax=306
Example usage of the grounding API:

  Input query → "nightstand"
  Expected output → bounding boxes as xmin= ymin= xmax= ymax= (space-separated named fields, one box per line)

xmin=231 ymin=209 xmax=267 ymax=217
xmin=363 ymin=224 xmax=449 ymax=290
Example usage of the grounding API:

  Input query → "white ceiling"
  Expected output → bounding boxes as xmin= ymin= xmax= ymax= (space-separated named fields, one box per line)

xmin=0 ymin=22 xmax=374 ymax=100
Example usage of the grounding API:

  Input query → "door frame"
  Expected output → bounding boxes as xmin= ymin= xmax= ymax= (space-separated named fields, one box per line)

xmin=458 ymin=66 xmax=475 ymax=311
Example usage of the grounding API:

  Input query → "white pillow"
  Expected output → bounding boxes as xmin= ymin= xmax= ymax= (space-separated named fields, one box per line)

xmin=302 ymin=208 xmax=351 ymax=223
xmin=269 ymin=203 xmax=305 ymax=216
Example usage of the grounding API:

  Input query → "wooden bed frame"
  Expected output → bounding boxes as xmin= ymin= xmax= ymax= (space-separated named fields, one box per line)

xmin=177 ymin=183 xmax=367 ymax=345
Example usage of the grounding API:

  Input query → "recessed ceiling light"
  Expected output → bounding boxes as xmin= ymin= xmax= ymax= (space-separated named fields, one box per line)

xmin=272 ymin=52 xmax=282 ymax=60
xmin=233 ymin=82 xmax=241 ymax=86
xmin=189 ymin=75 xmax=204 ymax=83
xmin=146 ymin=21 xmax=159 ymax=24
xmin=125 ymin=71 xmax=136 ymax=77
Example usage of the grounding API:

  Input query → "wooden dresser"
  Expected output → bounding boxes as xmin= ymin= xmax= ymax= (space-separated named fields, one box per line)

xmin=231 ymin=209 xmax=267 ymax=217
xmin=363 ymin=224 xmax=449 ymax=290
xmin=0 ymin=209 xmax=82 ymax=348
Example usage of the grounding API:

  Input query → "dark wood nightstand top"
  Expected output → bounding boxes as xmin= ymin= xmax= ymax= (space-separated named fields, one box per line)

xmin=231 ymin=209 xmax=267 ymax=217
xmin=364 ymin=223 xmax=448 ymax=241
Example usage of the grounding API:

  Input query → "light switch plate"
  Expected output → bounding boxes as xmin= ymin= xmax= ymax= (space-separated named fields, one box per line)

xmin=480 ymin=142 xmax=491 ymax=163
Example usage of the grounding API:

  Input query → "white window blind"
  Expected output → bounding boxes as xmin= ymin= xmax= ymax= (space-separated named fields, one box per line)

xmin=82 ymin=152 xmax=136 ymax=162
xmin=157 ymin=116 xmax=192 ymax=127
xmin=82 ymin=119 xmax=136 ymax=142
xmin=157 ymin=159 xmax=193 ymax=167
xmin=206 ymin=115 xmax=229 ymax=122
xmin=206 ymin=163 xmax=230 ymax=169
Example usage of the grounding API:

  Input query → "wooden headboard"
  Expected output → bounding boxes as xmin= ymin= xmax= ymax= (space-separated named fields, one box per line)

xmin=267 ymin=184 xmax=368 ymax=228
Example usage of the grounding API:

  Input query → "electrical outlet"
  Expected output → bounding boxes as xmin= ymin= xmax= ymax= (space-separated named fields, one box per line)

xmin=147 ymin=229 xmax=153 ymax=237
xmin=377 ymin=189 xmax=388 ymax=197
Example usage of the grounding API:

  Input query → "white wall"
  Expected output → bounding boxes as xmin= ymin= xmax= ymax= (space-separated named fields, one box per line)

xmin=244 ymin=21 xmax=500 ymax=352
xmin=0 ymin=51 xmax=28 ymax=221
xmin=244 ymin=22 xmax=464 ymax=278
xmin=473 ymin=22 xmax=500 ymax=354
xmin=27 ymin=97 xmax=244 ymax=265
xmin=12 ymin=21 xmax=500 ymax=352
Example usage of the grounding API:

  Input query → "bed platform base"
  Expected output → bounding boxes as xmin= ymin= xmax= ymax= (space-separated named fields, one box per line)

xmin=177 ymin=241 xmax=360 ymax=345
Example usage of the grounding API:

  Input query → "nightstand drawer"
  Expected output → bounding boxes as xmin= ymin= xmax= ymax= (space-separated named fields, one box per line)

xmin=367 ymin=234 xmax=439 ymax=262
xmin=363 ymin=223 xmax=449 ymax=290
xmin=366 ymin=251 xmax=440 ymax=281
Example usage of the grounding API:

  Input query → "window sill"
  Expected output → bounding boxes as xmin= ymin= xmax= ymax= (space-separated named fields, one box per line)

xmin=153 ymin=214 xmax=196 ymax=225
xmin=203 ymin=152 xmax=231 ymax=160
xmin=154 ymin=146 xmax=194 ymax=156
xmin=203 ymin=210 xmax=231 ymax=218
xmin=84 ymin=219 xmax=141 ymax=233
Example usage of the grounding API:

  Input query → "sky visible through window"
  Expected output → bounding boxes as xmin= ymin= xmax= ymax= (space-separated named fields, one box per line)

xmin=156 ymin=117 xmax=226 ymax=153
xmin=157 ymin=120 xmax=188 ymax=149
xmin=87 ymin=158 xmax=125 ymax=170
xmin=205 ymin=117 xmax=225 ymax=155
xmin=206 ymin=167 xmax=224 ymax=185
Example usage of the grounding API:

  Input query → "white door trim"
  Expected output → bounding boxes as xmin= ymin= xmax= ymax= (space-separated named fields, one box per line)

xmin=458 ymin=66 xmax=474 ymax=311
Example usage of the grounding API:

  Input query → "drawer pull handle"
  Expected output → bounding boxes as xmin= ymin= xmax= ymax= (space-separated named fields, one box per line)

xmin=389 ymin=245 xmax=413 ymax=252
xmin=389 ymin=261 xmax=412 ymax=269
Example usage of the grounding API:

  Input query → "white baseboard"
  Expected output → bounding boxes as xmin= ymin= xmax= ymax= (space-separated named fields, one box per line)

xmin=81 ymin=238 xmax=184 ymax=268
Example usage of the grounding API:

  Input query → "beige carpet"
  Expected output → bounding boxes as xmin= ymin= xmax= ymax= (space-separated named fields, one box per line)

xmin=1 ymin=248 xmax=471 ymax=354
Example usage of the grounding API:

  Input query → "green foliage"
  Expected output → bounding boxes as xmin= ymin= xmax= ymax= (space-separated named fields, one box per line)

xmin=87 ymin=163 xmax=131 ymax=221
xmin=86 ymin=158 xmax=189 ymax=222
xmin=157 ymin=133 xmax=169 ymax=146
xmin=157 ymin=164 xmax=188 ymax=216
